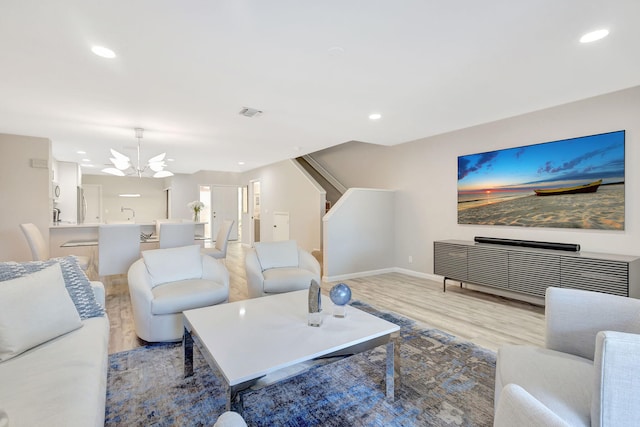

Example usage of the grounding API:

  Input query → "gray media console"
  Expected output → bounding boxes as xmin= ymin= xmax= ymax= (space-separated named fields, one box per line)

xmin=434 ymin=240 xmax=640 ymax=299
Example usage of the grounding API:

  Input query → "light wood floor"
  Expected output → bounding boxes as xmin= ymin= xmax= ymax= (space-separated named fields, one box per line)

xmin=104 ymin=242 xmax=545 ymax=355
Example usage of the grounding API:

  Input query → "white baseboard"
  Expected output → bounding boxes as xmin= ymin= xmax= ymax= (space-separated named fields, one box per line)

xmin=324 ymin=267 xmax=440 ymax=283
xmin=391 ymin=267 xmax=441 ymax=282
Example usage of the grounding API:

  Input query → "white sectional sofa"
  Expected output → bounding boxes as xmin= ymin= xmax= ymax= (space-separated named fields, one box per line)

xmin=494 ymin=287 xmax=640 ymax=427
xmin=0 ymin=257 xmax=110 ymax=427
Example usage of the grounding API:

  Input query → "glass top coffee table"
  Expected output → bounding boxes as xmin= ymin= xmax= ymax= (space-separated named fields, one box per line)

xmin=183 ymin=289 xmax=401 ymax=412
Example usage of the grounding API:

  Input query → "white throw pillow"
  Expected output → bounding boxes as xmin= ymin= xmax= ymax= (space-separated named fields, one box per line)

xmin=254 ymin=240 xmax=299 ymax=270
xmin=142 ymin=245 xmax=203 ymax=288
xmin=0 ymin=263 xmax=82 ymax=362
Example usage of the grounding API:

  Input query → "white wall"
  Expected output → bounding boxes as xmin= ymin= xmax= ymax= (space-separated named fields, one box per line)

xmin=82 ymin=175 xmax=168 ymax=223
xmin=0 ymin=133 xmax=52 ymax=262
xmin=166 ymin=170 xmax=242 ymax=221
xmin=241 ymin=160 xmax=325 ymax=252
xmin=311 ymin=86 xmax=640 ymax=276
xmin=323 ymin=188 xmax=395 ymax=281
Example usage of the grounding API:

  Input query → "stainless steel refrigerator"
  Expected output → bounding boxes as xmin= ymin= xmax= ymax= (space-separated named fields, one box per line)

xmin=77 ymin=186 xmax=86 ymax=224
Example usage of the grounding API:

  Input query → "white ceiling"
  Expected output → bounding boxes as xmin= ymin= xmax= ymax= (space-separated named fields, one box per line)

xmin=1 ymin=1 xmax=639 ymax=175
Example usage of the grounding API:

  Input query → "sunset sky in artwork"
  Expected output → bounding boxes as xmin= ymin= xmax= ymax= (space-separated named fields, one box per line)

xmin=458 ymin=131 xmax=625 ymax=194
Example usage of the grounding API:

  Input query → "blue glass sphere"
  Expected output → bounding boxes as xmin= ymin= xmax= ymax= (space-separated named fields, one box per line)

xmin=329 ymin=283 xmax=352 ymax=306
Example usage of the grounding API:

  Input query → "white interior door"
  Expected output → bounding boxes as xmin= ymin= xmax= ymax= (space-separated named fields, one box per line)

xmin=211 ymin=185 xmax=239 ymax=241
xmin=273 ymin=211 xmax=290 ymax=241
xmin=82 ymin=184 xmax=102 ymax=223
xmin=250 ymin=180 xmax=261 ymax=244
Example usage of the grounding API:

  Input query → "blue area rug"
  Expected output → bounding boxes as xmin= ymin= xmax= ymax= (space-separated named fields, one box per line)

xmin=106 ymin=302 xmax=496 ymax=426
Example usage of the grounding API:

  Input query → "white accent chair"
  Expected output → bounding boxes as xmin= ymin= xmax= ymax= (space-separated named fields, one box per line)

xmin=20 ymin=223 xmax=89 ymax=270
xmin=98 ymin=224 xmax=140 ymax=277
xmin=127 ymin=245 xmax=230 ymax=342
xmin=159 ymin=222 xmax=196 ymax=249
xmin=245 ymin=240 xmax=321 ymax=298
xmin=202 ymin=219 xmax=235 ymax=260
xmin=494 ymin=287 xmax=640 ymax=427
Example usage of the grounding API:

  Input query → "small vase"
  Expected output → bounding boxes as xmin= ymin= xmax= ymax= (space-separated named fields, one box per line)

xmin=193 ymin=211 xmax=200 ymax=222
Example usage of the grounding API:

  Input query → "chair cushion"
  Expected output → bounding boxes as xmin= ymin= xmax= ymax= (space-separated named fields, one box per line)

xmin=496 ymin=345 xmax=593 ymax=427
xmin=142 ymin=245 xmax=203 ymax=288
xmin=262 ymin=268 xmax=315 ymax=294
xmin=0 ymin=264 xmax=82 ymax=362
xmin=254 ymin=240 xmax=299 ymax=270
xmin=151 ymin=279 xmax=228 ymax=315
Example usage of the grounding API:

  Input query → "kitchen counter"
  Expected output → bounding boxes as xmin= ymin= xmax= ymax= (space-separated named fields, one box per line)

xmin=50 ymin=221 xmax=161 ymax=229
xmin=50 ymin=221 xmax=206 ymax=228
xmin=49 ymin=221 xmax=207 ymax=263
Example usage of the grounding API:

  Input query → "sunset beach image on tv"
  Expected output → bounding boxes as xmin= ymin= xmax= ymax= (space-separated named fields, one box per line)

xmin=457 ymin=130 xmax=625 ymax=230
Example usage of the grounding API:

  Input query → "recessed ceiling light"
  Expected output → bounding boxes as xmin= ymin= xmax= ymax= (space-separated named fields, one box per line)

xmin=91 ymin=45 xmax=116 ymax=59
xmin=580 ymin=29 xmax=609 ymax=43
xmin=76 ymin=150 xmax=86 ymax=154
xmin=82 ymin=158 xmax=91 ymax=162
xmin=167 ymin=158 xmax=175 ymax=162
xmin=369 ymin=113 xmax=382 ymax=120
xmin=238 ymin=161 xmax=245 ymax=165
xmin=119 ymin=194 xmax=141 ymax=198
xmin=81 ymin=164 xmax=95 ymax=168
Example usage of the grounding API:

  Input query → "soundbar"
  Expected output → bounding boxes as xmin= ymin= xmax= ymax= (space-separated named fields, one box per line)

xmin=473 ymin=236 xmax=580 ymax=252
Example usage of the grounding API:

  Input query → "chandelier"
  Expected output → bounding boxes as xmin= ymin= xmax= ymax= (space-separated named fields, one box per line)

xmin=102 ymin=128 xmax=174 ymax=178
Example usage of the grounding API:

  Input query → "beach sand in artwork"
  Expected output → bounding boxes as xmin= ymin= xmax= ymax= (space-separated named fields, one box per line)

xmin=458 ymin=184 xmax=624 ymax=229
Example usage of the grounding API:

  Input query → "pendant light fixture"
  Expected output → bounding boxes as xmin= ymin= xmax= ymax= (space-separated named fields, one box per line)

xmin=102 ymin=128 xmax=174 ymax=178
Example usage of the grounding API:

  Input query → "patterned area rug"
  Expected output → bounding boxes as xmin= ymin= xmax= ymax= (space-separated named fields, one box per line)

xmin=106 ymin=302 xmax=496 ymax=426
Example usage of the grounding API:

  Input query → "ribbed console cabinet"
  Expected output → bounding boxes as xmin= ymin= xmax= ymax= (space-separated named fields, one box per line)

xmin=434 ymin=240 xmax=640 ymax=299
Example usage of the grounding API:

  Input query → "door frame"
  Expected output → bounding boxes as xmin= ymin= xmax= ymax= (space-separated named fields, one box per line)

xmin=249 ymin=179 xmax=261 ymax=245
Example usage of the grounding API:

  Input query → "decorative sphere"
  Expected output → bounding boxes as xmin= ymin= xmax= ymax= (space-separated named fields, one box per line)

xmin=329 ymin=283 xmax=352 ymax=306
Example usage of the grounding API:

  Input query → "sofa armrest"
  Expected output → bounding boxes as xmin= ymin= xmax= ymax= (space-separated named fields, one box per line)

xmin=201 ymin=255 xmax=230 ymax=290
xmin=494 ymin=383 xmax=570 ymax=427
xmin=127 ymin=259 xmax=155 ymax=310
xmin=90 ymin=281 xmax=106 ymax=308
xmin=592 ymin=331 xmax=640 ymax=427
xmin=545 ymin=287 xmax=640 ymax=360
xmin=298 ymin=248 xmax=321 ymax=275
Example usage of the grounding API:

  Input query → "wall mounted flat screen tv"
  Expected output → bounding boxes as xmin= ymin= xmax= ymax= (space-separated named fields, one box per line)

xmin=457 ymin=130 xmax=625 ymax=230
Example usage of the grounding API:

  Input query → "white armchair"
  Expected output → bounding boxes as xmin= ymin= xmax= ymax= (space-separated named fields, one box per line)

xmin=245 ymin=240 xmax=321 ymax=298
xmin=494 ymin=287 xmax=640 ymax=427
xmin=127 ymin=245 xmax=229 ymax=342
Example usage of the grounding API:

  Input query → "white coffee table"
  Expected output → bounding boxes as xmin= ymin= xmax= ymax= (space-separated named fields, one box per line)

xmin=183 ymin=290 xmax=401 ymax=411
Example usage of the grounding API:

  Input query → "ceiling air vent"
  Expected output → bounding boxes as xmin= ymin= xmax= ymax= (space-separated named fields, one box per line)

xmin=239 ymin=107 xmax=263 ymax=118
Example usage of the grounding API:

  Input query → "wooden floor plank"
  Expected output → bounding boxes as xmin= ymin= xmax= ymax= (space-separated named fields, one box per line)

xmin=104 ymin=242 xmax=545 ymax=354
